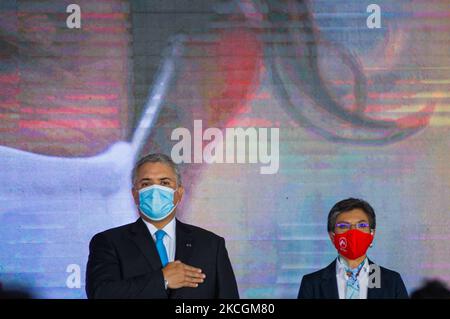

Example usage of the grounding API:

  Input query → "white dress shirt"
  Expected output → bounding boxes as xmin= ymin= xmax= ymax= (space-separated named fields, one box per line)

xmin=142 ymin=217 xmax=176 ymax=263
xmin=336 ymin=256 xmax=370 ymax=299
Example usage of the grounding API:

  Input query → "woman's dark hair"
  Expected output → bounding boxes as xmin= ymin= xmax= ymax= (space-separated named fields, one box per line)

xmin=327 ymin=198 xmax=376 ymax=232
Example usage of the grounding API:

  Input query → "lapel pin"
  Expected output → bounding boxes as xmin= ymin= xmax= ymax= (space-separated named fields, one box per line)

xmin=186 ymin=243 xmax=192 ymax=247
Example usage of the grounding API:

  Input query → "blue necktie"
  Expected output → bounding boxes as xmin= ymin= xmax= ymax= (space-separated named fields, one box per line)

xmin=345 ymin=261 xmax=365 ymax=299
xmin=155 ymin=230 xmax=169 ymax=267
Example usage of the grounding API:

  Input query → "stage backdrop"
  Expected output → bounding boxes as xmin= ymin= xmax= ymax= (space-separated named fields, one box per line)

xmin=0 ymin=0 xmax=449 ymax=298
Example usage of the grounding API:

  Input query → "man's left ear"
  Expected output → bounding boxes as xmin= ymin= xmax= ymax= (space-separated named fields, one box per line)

xmin=175 ymin=185 xmax=184 ymax=203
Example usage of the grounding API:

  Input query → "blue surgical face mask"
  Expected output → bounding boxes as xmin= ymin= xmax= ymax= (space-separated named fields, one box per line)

xmin=138 ymin=184 xmax=178 ymax=221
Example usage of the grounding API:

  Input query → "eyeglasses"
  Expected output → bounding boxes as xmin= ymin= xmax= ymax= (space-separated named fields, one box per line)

xmin=334 ymin=222 xmax=371 ymax=234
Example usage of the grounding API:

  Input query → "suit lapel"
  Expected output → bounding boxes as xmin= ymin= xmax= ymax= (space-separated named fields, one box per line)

xmin=320 ymin=259 xmax=339 ymax=299
xmin=169 ymin=219 xmax=194 ymax=299
xmin=319 ymin=258 xmax=384 ymax=299
xmin=367 ymin=259 xmax=383 ymax=299
xmin=129 ymin=218 xmax=162 ymax=271
xmin=174 ymin=219 xmax=194 ymax=263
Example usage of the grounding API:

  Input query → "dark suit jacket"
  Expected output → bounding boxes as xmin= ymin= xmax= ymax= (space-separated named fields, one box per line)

xmin=298 ymin=259 xmax=409 ymax=299
xmin=86 ymin=218 xmax=239 ymax=299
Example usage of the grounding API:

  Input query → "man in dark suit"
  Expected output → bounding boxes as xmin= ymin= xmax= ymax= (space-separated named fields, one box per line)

xmin=298 ymin=198 xmax=408 ymax=299
xmin=86 ymin=153 xmax=239 ymax=299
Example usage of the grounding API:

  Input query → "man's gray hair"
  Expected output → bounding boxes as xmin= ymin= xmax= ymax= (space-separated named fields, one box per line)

xmin=131 ymin=153 xmax=182 ymax=186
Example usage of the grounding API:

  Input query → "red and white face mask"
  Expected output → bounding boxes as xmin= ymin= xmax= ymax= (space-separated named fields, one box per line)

xmin=333 ymin=229 xmax=374 ymax=260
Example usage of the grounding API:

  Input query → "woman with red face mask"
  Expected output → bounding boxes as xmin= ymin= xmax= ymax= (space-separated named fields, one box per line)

xmin=298 ymin=198 xmax=408 ymax=299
